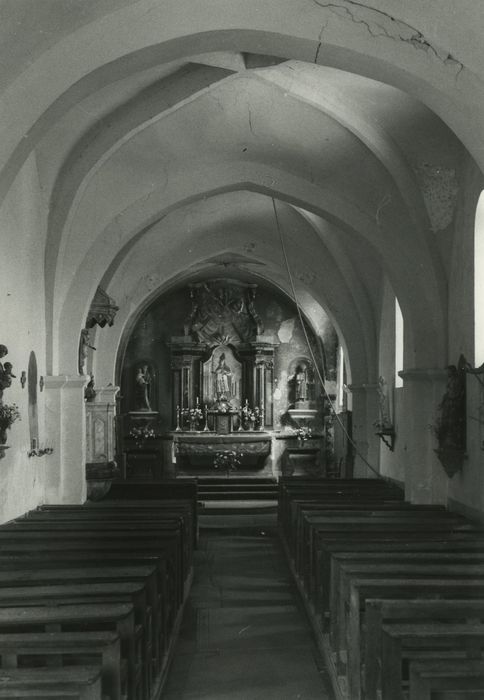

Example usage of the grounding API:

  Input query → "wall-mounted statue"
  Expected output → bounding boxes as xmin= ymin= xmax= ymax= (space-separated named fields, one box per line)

xmin=288 ymin=357 xmax=314 ymax=408
xmin=376 ymin=376 xmax=393 ymax=430
xmin=134 ymin=364 xmax=153 ymax=411
xmin=0 ymin=345 xmax=14 ymax=403
xmin=295 ymin=363 xmax=309 ymax=403
xmin=78 ymin=329 xmax=96 ymax=374
xmin=84 ymin=374 xmax=97 ymax=402
xmin=435 ymin=363 xmax=466 ymax=452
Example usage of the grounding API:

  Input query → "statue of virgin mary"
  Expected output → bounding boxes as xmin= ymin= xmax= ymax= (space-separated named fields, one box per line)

xmin=214 ymin=353 xmax=232 ymax=399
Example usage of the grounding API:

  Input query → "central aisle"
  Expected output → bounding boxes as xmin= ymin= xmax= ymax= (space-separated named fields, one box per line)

xmin=163 ymin=512 xmax=335 ymax=699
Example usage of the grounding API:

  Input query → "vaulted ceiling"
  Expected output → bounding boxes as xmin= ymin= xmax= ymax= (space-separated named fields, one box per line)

xmin=1 ymin=0 xmax=481 ymax=382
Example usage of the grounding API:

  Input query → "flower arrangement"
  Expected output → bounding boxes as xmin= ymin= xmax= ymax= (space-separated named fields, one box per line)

xmin=240 ymin=404 xmax=261 ymax=430
xmin=293 ymin=426 xmax=312 ymax=442
xmin=0 ymin=403 xmax=21 ymax=430
xmin=182 ymin=407 xmax=204 ymax=421
xmin=181 ymin=406 xmax=204 ymax=430
xmin=213 ymin=450 xmax=240 ymax=472
xmin=129 ymin=425 xmax=156 ymax=446
xmin=241 ymin=404 xmax=259 ymax=422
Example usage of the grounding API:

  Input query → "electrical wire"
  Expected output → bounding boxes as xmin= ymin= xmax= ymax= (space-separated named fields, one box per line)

xmin=272 ymin=197 xmax=385 ymax=480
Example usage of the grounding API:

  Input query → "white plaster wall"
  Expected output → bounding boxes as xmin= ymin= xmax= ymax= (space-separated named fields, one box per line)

xmin=0 ymin=154 xmax=49 ymax=522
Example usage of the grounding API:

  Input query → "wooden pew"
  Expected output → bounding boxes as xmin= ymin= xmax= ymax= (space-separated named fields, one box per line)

xmin=0 ymin=666 xmax=103 ymax=700
xmin=344 ymin=578 xmax=484 ymax=700
xmin=277 ymin=482 xmax=484 ymax=700
xmin=381 ymin=621 xmax=484 ymax=700
xmin=409 ymin=659 xmax=484 ymax=700
xmin=36 ymin=501 xmax=195 ymax=573
xmin=335 ymin=563 xmax=484 ymax=699
xmin=300 ymin=513 xmax=475 ymax=595
xmin=365 ymin=599 xmax=484 ymax=700
xmin=104 ymin=481 xmax=198 ymax=547
xmin=0 ymin=596 xmax=143 ymax=698
xmin=0 ymin=631 xmax=122 ymax=699
xmin=0 ymin=494 xmax=194 ymax=698
xmin=310 ymin=539 xmax=484 ymax=622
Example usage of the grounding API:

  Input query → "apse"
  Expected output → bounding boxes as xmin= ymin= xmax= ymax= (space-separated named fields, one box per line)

xmin=114 ymin=275 xmax=340 ymax=479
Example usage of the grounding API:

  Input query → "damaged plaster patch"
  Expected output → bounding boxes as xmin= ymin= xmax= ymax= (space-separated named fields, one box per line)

xmin=144 ymin=274 xmax=161 ymax=291
xmin=414 ymin=163 xmax=459 ymax=232
xmin=296 ymin=269 xmax=316 ymax=285
xmin=312 ymin=0 xmax=464 ymax=76
xmin=278 ymin=318 xmax=295 ymax=343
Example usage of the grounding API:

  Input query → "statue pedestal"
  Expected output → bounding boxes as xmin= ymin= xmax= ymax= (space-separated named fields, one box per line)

xmin=288 ymin=408 xmax=318 ymax=428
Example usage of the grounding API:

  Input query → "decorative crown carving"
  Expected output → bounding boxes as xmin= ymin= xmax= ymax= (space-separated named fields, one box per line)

xmin=86 ymin=287 xmax=119 ymax=328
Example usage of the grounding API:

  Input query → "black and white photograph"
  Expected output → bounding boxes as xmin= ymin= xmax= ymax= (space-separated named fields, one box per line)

xmin=0 ymin=2 xmax=483 ymax=698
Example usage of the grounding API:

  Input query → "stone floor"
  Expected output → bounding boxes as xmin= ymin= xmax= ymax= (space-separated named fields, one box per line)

xmin=162 ymin=513 xmax=335 ymax=699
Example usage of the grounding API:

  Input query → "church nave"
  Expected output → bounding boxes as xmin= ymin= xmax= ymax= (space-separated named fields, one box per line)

xmin=163 ymin=511 xmax=334 ymax=700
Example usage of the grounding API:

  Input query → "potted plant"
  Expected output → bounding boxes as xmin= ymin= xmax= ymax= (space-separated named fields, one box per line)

xmin=0 ymin=402 xmax=21 ymax=445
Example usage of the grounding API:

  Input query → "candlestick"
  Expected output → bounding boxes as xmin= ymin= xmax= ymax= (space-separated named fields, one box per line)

xmin=175 ymin=405 xmax=181 ymax=432
xmin=203 ymin=405 xmax=210 ymax=432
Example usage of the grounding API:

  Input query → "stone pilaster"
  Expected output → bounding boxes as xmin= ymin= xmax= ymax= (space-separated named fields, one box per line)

xmin=44 ymin=375 xmax=89 ymax=504
xmin=399 ymin=368 xmax=449 ymax=504
xmin=347 ymin=383 xmax=380 ymax=477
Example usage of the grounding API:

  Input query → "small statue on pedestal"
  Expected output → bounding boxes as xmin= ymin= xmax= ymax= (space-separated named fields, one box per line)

xmin=214 ymin=353 xmax=232 ymax=400
xmin=134 ymin=365 xmax=152 ymax=411
xmin=295 ymin=362 xmax=312 ymax=407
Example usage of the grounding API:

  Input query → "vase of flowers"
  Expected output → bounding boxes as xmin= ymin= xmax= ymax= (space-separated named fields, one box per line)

xmin=293 ymin=426 xmax=312 ymax=446
xmin=182 ymin=407 xmax=204 ymax=431
xmin=0 ymin=403 xmax=21 ymax=444
xmin=241 ymin=403 xmax=260 ymax=431
xmin=129 ymin=424 xmax=156 ymax=447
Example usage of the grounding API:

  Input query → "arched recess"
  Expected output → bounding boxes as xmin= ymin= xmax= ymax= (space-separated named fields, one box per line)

xmin=104 ymin=267 xmax=343 ymax=404
xmin=88 ymin=190 xmax=378 ymax=395
xmin=53 ymin=166 xmax=446 ymax=378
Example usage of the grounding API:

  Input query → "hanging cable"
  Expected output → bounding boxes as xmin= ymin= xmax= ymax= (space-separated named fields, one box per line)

xmin=272 ymin=197 xmax=385 ymax=480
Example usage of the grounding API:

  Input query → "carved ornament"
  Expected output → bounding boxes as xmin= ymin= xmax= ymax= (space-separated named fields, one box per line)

xmin=86 ymin=287 xmax=119 ymax=329
xmin=183 ymin=280 xmax=264 ymax=346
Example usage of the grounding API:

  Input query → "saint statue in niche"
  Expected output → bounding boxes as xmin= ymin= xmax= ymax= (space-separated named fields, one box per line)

xmin=214 ymin=353 xmax=232 ymax=399
xmin=134 ymin=365 xmax=152 ymax=411
xmin=295 ymin=363 xmax=309 ymax=402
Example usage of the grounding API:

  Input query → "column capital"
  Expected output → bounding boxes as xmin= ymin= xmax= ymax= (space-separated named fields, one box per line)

xmin=44 ymin=375 xmax=89 ymax=391
xmin=93 ymin=386 xmax=120 ymax=403
xmin=43 ymin=375 xmax=69 ymax=391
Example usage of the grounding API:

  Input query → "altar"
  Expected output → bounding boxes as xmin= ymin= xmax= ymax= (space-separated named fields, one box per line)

xmin=173 ymin=431 xmax=271 ymax=470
